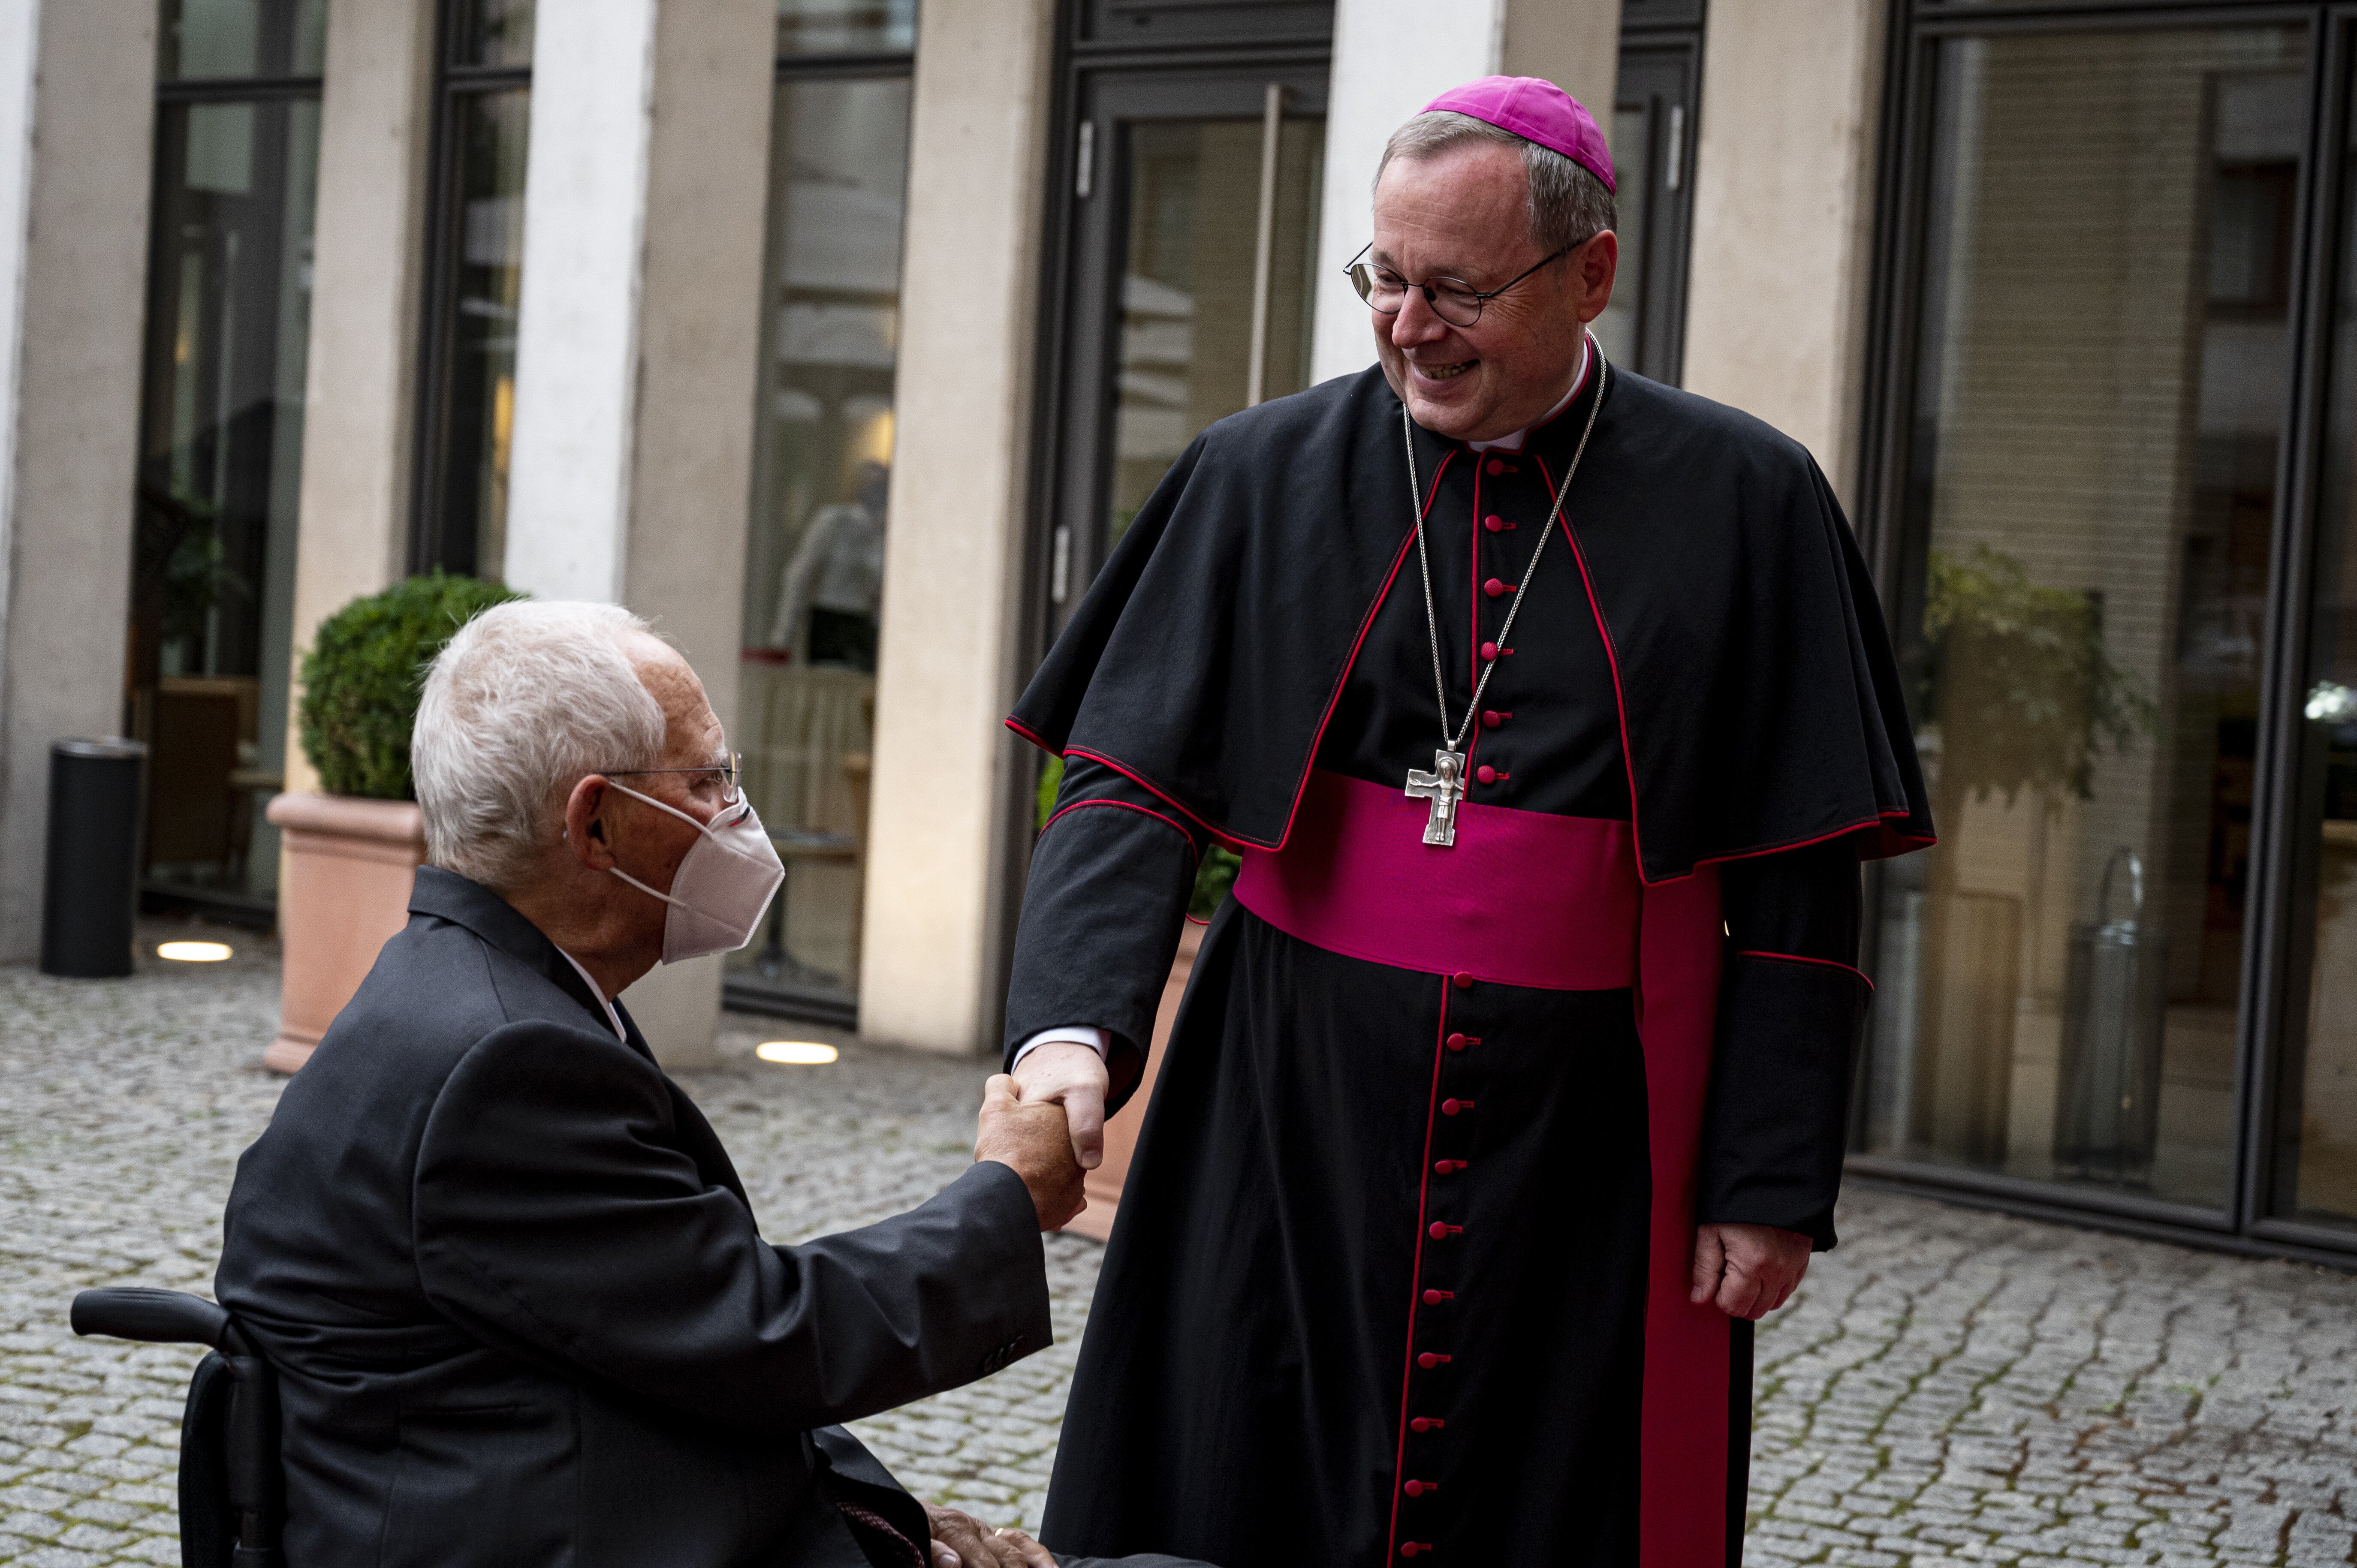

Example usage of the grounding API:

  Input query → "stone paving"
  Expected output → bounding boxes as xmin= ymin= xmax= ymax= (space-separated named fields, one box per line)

xmin=3 ymin=934 xmax=2355 ymax=1567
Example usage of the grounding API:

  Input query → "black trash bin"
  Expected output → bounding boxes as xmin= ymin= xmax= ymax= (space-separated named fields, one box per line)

xmin=41 ymin=737 xmax=147 ymax=978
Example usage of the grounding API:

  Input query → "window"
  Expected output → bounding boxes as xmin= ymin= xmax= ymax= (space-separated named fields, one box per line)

xmin=724 ymin=4 xmax=918 ymax=1024
xmin=1857 ymin=0 xmax=2357 ymax=1261
xmin=411 ymin=0 xmax=533 ymax=579
xmin=129 ymin=0 xmax=328 ymax=918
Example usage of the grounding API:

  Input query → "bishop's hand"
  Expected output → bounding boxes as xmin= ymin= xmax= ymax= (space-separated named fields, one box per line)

xmin=974 ymin=1074 xmax=1088 ymax=1231
xmin=1688 ymin=1222 xmax=1812 ymax=1320
xmin=1009 ymin=1041 xmax=1110 ymax=1172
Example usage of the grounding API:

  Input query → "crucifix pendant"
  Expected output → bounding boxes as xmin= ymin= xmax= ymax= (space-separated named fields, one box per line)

xmin=1405 ymin=749 xmax=1465 ymax=847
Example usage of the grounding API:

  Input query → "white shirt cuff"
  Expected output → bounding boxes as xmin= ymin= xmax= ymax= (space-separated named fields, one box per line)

xmin=1012 ymin=1025 xmax=1109 ymax=1070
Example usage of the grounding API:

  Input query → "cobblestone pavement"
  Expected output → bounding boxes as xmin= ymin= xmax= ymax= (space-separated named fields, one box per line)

xmin=3 ymin=939 xmax=2355 ymax=1566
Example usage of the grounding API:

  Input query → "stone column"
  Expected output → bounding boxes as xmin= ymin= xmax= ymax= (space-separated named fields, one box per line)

xmin=1310 ymin=0 xmax=1622 ymax=385
xmin=0 ymin=0 xmax=157 ymax=962
xmin=855 ymin=0 xmax=1058 ymax=1055
xmin=1679 ymin=0 xmax=1886 ymax=503
xmin=280 ymin=0 xmax=440 ymax=798
xmin=502 ymin=0 xmax=775 ymax=1067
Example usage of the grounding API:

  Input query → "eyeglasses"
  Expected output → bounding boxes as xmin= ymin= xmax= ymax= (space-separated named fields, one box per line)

xmin=598 ymin=751 xmax=744 ymax=806
xmin=1344 ymin=241 xmax=1574 ymax=328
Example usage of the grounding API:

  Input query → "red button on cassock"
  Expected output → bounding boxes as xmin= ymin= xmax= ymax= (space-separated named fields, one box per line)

xmin=1417 ymin=1352 xmax=1452 ymax=1369
xmin=1404 ymin=1479 xmax=1437 ymax=1497
xmin=1401 ymin=1545 xmax=1430 ymax=1559
xmin=1483 ymin=578 xmax=1506 ymax=599
xmin=1428 ymin=1220 xmax=1462 ymax=1239
xmin=1482 ymin=710 xmax=1502 ymax=728
xmin=1452 ymin=971 xmax=1473 ymax=989
xmin=1483 ymin=512 xmax=1504 ymax=529
xmin=1434 ymin=1158 xmax=1467 ymax=1174
xmin=1409 ymin=1416 xmax=1446 ymax=1433
xmin=1423 ymin=1288 xmax=1454 ymax=1305
xmin=1475 ymin=765 xmax=1496 ymax=785
xmin=1485 ymin=460 xmax=1505 ymax=475
xmin=1445 ymin=1031 xmax=1468 ymax=1052
xmin=1478 ymin=641 xmax=1498 ymax=661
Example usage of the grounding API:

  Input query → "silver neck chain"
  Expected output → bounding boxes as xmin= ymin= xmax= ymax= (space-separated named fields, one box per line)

xmin=1402 ymin=349 xmax=1610 ymax=755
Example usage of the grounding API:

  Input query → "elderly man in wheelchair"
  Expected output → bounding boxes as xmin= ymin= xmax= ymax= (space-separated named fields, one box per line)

xmin=75 ymin=601 xmax=1210 ymax=1568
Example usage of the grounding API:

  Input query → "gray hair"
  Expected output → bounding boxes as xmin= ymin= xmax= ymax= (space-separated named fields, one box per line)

xmin=413 ymin=599 xmax=668 ymax=889
xmin=1377 ymin=110 xmax=1617 ymax=256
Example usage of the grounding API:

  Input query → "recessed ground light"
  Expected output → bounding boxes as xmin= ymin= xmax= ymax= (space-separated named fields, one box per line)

xmin=756 ymin=1040 xmax=838 ymax=1065
xmin=157 ymin=941 xmax=233 ymax=963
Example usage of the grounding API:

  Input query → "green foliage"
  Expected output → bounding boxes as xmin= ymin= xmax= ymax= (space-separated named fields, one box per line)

xmin=1921 ymin=545 xmax=2153 ymax=805
xmin=1034 ymin=752 xmax=1242 ymax=918
xmin=159 ymin=489 xmax=246 ymax=650
xmin=1036 ymin=754 xmax=1064 ymax=831
xmin=298 ymin=573 xmax=526 ymax=800
xmin=1190 ymin=846 xmax=1241 ymax=919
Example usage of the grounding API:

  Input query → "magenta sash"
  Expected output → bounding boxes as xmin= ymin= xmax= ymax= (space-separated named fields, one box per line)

xmin=1232 ymin=768 xmax=1640 ymax=990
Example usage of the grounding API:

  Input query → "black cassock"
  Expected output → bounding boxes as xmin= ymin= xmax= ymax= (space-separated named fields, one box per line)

xmin=1004 ymin=357 xmax=1932 ymax=1568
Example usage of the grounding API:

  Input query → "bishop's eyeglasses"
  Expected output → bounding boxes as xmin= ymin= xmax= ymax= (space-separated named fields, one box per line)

xmin=1344 ymin=241 xmax=1574 ymax=328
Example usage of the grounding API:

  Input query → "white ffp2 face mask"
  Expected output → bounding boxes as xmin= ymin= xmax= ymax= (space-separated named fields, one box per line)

xmin=603 ymin=782 xmax=785 ymax=963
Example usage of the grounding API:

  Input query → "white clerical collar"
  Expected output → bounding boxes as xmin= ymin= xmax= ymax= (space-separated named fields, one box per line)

xmin=555 ymin=945 xmax=627 ymax=1043
xmin=1468 ymin=336 xmax=1593 ymax=454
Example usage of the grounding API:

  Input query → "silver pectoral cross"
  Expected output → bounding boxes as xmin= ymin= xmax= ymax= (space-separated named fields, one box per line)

xmin=1405 ymin=749 xmax=1465 ymax=847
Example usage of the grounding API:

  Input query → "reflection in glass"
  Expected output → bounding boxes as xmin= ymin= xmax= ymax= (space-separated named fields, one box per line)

xmin=458 ymin=0 xmax=537 ymax=69
xmin=130 ymin=96 xmax=322 ymax=905
xmin=731 ymin=76 xmax=912 ymax=1011
xmin=1109 ymin=115 xmax=1323 ymax=548
xmin=2275 ymin=95 xmax=2357 ymax=1231
xmin=425 ymin=88 xmax=531 ymax=579
xmin=1862 ymin=28 xmax=2308 ymax=1209
xmin=777 ymin=0 xmax=916 ymax=55
xmin=160 ymin=0 xmax=327 ymax=81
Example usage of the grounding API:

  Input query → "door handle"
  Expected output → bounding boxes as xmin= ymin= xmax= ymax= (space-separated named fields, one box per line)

xmin=1246 ymin=83 xmax=1286 ymax=407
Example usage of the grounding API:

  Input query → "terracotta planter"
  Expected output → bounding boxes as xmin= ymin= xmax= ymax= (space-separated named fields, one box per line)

xmin=262 ymin=792 xmax=427 ymax=1073
xmin=1067 ymin=921 xmax=1206 ymax=1243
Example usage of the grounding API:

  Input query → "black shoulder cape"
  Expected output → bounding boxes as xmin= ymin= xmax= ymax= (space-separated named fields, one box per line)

xmin=1010 ymin=362 xmax=1932 ymax=884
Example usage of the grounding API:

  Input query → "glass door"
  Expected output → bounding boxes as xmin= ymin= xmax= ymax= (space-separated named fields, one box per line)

xmin=1594 ymin=32 xmax=1701 ymax=383
xmin=1857 ymin=23 xmax=2312 ymax=1218
xmin=1043 ymin=67 xmax=1329 ymax=631
xmin=2271 ymin=38 xmax=2357 ymax=1238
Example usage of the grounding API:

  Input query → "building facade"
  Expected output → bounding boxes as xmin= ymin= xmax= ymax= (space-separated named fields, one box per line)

xmin=0 ymin=0 xmax=2349 ymax=1265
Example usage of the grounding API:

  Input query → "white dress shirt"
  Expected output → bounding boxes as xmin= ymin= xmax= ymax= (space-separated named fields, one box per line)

xmin=555 ymin=946 xmax=628 ymax=1044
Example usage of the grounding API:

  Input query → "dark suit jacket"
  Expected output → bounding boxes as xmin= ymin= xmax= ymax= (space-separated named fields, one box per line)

xmin=216 ymin=867 xmax=1052 ymax=1568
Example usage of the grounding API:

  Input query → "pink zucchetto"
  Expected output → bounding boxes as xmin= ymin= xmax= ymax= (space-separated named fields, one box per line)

xmin=1419 ymin=75 xmax=1615 ymax=193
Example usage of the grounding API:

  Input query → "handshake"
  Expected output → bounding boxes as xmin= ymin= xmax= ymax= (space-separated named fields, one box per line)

xmin=972 ymin=1074 xmax=1091 ymax=1231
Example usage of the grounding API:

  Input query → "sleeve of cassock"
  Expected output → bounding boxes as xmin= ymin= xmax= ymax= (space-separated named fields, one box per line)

xmin=412 ymin=1023 xmax=1052 ymax=1435
xmin=1002 ymin=757 xmax=1208 ymax=1115
xmin=1695 ymin=839 xmax=1872 ymax=1250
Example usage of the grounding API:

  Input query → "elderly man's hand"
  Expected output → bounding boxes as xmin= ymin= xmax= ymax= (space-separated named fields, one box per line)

xmin=1010 ymin=1041 xmax=1111 ymax=1171
xmin=925 ymin=1504 xmax=1058 ymax=1568
xmin=1688 ymin=1222 xmax=1811 ymax=1319
xmin=973 ymin=1075 xmax=1087 ymax=1231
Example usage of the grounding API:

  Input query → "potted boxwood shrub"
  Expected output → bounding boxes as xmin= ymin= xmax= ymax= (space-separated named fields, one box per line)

xmin=262 ymin=573 xmax=523 ymax=1071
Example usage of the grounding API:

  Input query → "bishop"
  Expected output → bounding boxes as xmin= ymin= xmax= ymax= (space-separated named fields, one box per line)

xmin=1002 ymin=75 xmax=1933 ymax=1568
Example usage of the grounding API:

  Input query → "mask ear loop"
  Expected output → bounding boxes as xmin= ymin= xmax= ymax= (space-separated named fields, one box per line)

xmin=600 ymin=781 xmax=767 ymax=911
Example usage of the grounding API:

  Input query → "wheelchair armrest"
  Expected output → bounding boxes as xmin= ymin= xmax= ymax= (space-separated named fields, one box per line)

xmin=72 ymin=1288 xmax=232 ymax=1348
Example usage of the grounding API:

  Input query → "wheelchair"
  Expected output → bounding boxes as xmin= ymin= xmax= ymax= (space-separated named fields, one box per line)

xmin=69 ymin=1287 xmax=283 ymax=1568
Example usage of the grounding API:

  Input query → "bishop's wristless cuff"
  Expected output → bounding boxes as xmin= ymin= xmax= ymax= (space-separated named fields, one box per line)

xmin=1011 ymin=1025 xmax=1110 ymax=1071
